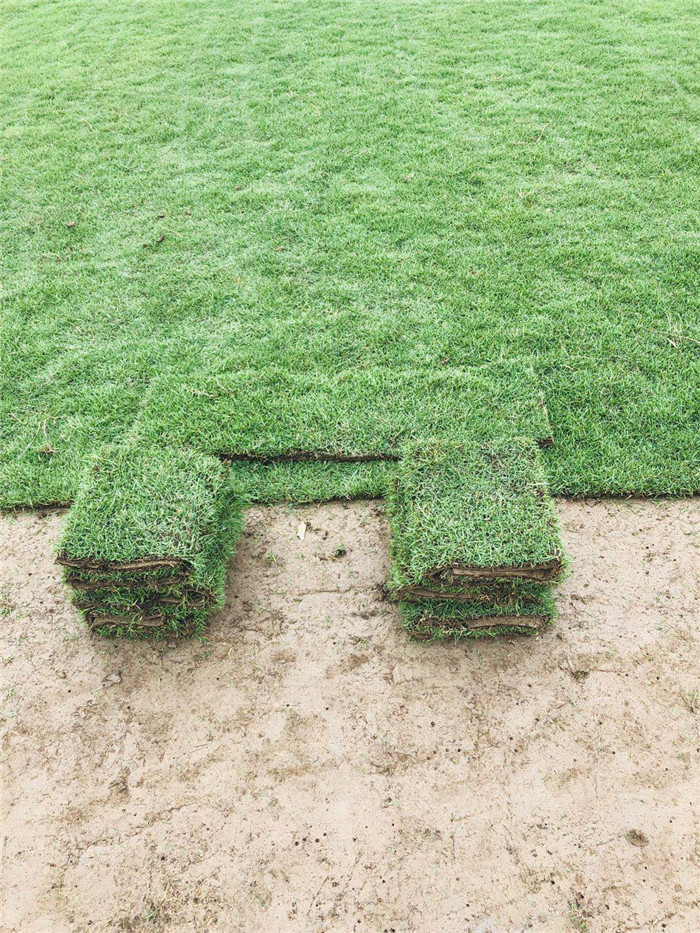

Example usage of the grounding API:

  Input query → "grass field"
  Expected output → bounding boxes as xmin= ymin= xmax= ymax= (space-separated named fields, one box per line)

xmin=2 ymin=0 xmax=699 ymax=510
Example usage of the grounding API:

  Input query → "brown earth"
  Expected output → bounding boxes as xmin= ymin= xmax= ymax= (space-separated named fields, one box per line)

xmin=1 ymin=499 xmax=699 ymax=933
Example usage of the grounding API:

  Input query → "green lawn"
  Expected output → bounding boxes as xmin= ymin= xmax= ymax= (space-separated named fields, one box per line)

xmin=2 ymin=0 xmax=699 ymax=509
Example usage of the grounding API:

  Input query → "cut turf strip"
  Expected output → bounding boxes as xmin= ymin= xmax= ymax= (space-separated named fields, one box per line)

xmin=226 ymin=459 xmax=394 ymax=504
xmin=57 ymin=445 xmax=244 ymax=638
xmin=399 ymin=590 xmax=556 ymax=642
xmin=387 ymin=437 xmax=565 ymax=599
xmin=134 ymin=361 xmax=553 ymax=461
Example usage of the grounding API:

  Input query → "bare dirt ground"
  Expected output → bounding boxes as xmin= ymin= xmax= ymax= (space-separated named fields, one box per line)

xmin=2 ymin=499 xmax=699 ymax=933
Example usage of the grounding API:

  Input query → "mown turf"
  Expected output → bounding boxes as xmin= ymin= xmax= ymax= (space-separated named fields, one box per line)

xmin=0 ymin=370 xmax=147 ymax=509
xmin=227 ymin=459 xmax=393 ymax=504
xmin=134 ymin=362 xmax=552 ymax=460
xmin=542 ymin=358 xmax=700 ymax=497
xmin=387 ymin=438 xmax=565 ymax=596
xmin=2 ymin=0 xmax=698 ymax=509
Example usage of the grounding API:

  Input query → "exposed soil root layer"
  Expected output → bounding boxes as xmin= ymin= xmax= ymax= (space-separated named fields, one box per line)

xmin=222 ymin=450 xmax=400 ymax=464
xmin=426 ymin=559 xmax=564 ymax=584
xmin=407 ymin=615 xmax=547 ymax=636
xmin=66 ymin=573 xmax=194 ymax=591
xmin=57 ymin=554 xmax=192 ymax=573
xmin=393 ymin=584 xmax=540 ymax=603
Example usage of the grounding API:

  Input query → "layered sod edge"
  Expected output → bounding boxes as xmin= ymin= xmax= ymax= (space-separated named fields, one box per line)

xmin=57 ymin=445 xmax=245 ymax=637
xmin=399 ymin=591 xmax=558 ymax=641
xmin=386 ymin=437 xmax=565 ymax=639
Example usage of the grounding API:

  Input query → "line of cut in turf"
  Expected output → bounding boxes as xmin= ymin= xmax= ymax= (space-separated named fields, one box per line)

xmin=3 ymin=358 xmax=696 ymax=511
xmin=58 ymin=444 xmax=244 ymax=638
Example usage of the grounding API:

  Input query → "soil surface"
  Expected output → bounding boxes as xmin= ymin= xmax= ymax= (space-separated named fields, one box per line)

xmin=2 ymin=499 xmax=699 ymax=933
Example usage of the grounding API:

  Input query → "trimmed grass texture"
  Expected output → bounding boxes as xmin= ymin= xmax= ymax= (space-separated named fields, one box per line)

xmin=2 ymin=0 xmax=699 ymax=512
xmin=58 ymin=445 xmax=243 ymax=637
xmin=227 ymin=460 xmax=393 ymax=504
xmin=135 ymin=362 xmax=553 ymax=460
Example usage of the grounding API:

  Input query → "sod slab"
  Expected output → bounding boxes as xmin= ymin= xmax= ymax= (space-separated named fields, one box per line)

xmin=387 ymin=437 xmax=565 ymax=597
xmin=83 ymin=603 xmax=212 ymax=640
xmin=58 ymin=445 xmax=244 ymax=636
xmin=391 ymin=579 xmax=552 ymax=605
xmin=134 ymin=362 xmax=553 ymax=461
xmin=399 ymin=590 xmax=556 ymax=641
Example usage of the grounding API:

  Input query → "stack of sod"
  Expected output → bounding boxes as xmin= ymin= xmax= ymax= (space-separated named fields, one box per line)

xmin=57 ymin=445 xmax=244 ymax=638
xmin=387 ymin=437 xmax=565 ymax=640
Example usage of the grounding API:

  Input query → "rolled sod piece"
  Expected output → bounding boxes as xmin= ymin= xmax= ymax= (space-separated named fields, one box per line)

xmin=387 ymin=437 xmax=565 ymax=599
xmin=57 ymin=445 xmax=244 ymax=637
xmin=400 ymin=591 xmax=556 ymax=641
xmin=134 ymin=361 xmax=553 ymax=462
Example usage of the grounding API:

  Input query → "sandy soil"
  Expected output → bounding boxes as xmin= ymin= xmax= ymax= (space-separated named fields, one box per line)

xmin=1 ymin=499 xmax=699 ymax=933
